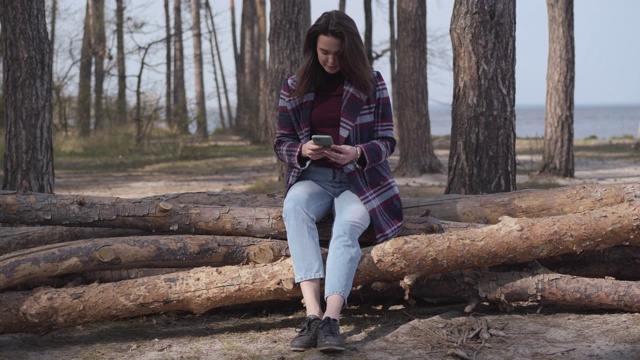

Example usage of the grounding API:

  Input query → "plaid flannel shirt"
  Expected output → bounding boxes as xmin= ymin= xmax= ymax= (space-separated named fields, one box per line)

xmin=274 ymin=70 xmax=403 ymax=244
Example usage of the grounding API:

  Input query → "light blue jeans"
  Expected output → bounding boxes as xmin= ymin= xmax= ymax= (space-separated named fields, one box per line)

xmin=283 ymin=165 xmax=371 ymax=303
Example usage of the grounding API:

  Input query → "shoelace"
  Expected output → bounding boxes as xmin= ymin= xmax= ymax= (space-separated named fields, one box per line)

xmin=320 ymin=318 xmax=340 ymax=337
xmin=296 ymin=317 xmax=320 ymax=335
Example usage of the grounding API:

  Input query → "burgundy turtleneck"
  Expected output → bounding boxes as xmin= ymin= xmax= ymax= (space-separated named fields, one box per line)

xmin=310 ymin=71 xmax=344 ymax=168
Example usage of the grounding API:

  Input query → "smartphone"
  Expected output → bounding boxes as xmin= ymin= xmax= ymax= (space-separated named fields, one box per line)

xmin=312 ymin=135 xmax=333 ymax=148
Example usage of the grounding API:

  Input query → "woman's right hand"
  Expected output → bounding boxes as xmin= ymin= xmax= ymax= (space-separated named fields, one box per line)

xmin=301 ymin=140 xmax=327 ymax=160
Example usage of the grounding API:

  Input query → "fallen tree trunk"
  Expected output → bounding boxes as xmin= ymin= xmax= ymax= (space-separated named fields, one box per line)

xmin=538 ymin=246 xmax=640 ymax=280
xmin=0 ymin=235 xmax=290 ymax=290
xmin=7 ymin=268 xmax=188 ymax=291
xmin=11 ymin=245 xmax=639 ymax=294
xmin=402 ymin=183 xmax=639 ymax=222
xmin=1 ymin=182 xmax=636 ymax=234
xmin=0 ymin=226 xmax=145 ymax=255
xmin=145 ymin=183 xmax=639 ymax=222
xmin=474 ymin=266 xmax=640 ymax=312
xmin=0 ymin=190 xmax=470 ymax=244
xmin=1 ymin=201 xmax=638 ymax=334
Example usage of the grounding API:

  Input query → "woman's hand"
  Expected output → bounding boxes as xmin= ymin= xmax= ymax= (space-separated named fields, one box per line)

xmin=301 ymin=140 xmax=327 ymax=160
xmin=324 ymin=145 xmax=358 ymax=165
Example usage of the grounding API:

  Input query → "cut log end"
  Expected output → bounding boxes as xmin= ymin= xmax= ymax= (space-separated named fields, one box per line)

xmin=248 ymin=244 xmax=275 ymax=264
xmin=157 ymin=202 xmax=173 ymax=212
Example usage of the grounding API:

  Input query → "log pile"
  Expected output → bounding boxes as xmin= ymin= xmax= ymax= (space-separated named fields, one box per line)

xmin=0 ymin=183 xmax=639 ymax=334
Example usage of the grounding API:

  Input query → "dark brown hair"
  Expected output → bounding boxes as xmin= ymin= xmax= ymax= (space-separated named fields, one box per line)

xmin=291 ymin=10 xmax=373 ymax=98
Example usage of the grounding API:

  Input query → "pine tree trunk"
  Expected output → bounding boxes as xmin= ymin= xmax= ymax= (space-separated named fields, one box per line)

xmin=190 ymin=0 xmax=208 ymax=139
xmin=116 ymin=0 xmax=128 ymax=125
xmin=267 ymin=0 xmax=309 ymax=183
xmin=0 ymin=0 xmax=55 ymax=193
xmin=173 ymin=0 xmax=189 ymax=135
xmin=394 ymin=0 xmax=444 ymax=177
xmin=77 ymin=0 xmax=93 ymax=137
xmin=93 ymin=0 xmax=106 ymax=131
xmin=539 ymin=0 xmax=575 ymax=177
xmin=204 ymin=0 xmax=226 ymax=129
xmin=446 ymin=0 xmax=516 ymax=194
xmin=364 ymin=0 xmax=373 ymax=64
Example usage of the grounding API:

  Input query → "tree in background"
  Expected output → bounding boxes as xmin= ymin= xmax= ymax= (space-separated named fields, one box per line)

xmin=539 ymin=0 xmax=575 ymax=178
xmin=190 ymin=0 xmax=208 ymax=139
xmin=0 ymin=20 xmax=4 ymax=129
xmin=394 ymin=0 xmax=443 ymax=177
xmin=116 ymin=0 xmax=128 ymax=126
xmin=364 ymin=0 xmax=373 ymax=65
xmin=0 ymin=0 xmax=55 ymax=193
xmin=93 ymin=0 xmax=106 ymax=131
xmin=173 ymin=0 xmax=189 ymax=135
xmin=256 ymin=0 xmax=270 ymax=144
xmin=235 ymin=0 xmax=261 ymax=140
xmin=229 ymin=0 xmax=239 ymax=128
xmin=266 ymin=0 xmax=310 ymax=183
xmin=446 ymin=0 xmax=516 ymax=195
xmin=204 ymin=0 xmax=233 ymax=130
xmin=77 ymin=0 xmax=93 ymax=137
xmin=388 ymin=0 xmax=396 ymax=92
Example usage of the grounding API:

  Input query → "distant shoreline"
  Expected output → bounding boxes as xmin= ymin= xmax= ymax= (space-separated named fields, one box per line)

xmin=428 ymin=104 xmax=640 ymax=140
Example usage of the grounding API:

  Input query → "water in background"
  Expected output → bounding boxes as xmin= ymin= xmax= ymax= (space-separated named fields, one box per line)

xmin=429 ymin=104 xmax=640 ymax=140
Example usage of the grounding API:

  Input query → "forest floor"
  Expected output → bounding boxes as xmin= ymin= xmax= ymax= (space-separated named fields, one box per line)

xmin=1 ymin=135 xmax=640 ymax=359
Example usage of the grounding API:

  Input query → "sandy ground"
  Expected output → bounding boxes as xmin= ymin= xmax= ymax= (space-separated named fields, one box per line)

xmin=2 ymin=138 xmax=640 ymax=359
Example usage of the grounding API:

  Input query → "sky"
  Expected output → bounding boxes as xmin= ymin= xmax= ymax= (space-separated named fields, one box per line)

xmin=311 ymin=0 xmax=640 ymax=106
xmin=49 ymin=0 xmax=640 ymax=110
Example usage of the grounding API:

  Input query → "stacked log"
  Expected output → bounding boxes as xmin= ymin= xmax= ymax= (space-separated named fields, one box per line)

xmin=0 ymin=183 xmax=638 ymax=334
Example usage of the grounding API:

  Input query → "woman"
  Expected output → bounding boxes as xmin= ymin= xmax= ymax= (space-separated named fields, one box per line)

xmin=274 ymin=10 xmax=403 ymax=352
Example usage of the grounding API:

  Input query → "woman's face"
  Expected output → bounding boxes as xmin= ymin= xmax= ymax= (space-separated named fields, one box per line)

xmin=316 ymin=35 xmax=342 ymax=74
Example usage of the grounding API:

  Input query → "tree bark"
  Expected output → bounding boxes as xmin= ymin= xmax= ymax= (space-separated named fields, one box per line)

xmin=0 ymin=183 xmax=636 ymax=245
xmin=538 ymin=245 xmax=640 ymax=280
xmin=77 ymin=0 xmax=93 ymax=137
xmin=204 ymin=0 xmax=226 ymax=129
xmin=0 ymin=190 xmax=457 ymax=242
xmin=163 ymin=0 xmax=172 ymax=128
xmin=394 ymin=0 xmax=444 ymax=177
xmin=235 ymin=0 xmax=258 ymax=135
xmin=539 ymin=0 xmax=575 ymax=177
xmin=388 ymin=0 xmax=396 ymax=97
xmin=92 ymin=0 xmax=106 ymax=131
xmin=446 ymin=0 xmax=516 ymax=194
xmin=267 ymin=0 xmax=309 ymax=184
xmin=475 ymin=265 xmax=640 ymax=313
xmin=402 ymin=183 xmax=638 ymax=222
xmin=210 ymin=1 xmax=234 ymax=128
xmin=0 ymin=235 xmax=289 ymax=290
xmin=0 ymin=0 xmax=55 ymax=193
xmin=0 ymin=226 xmax=145 ymax=255
xmin=0 ymin=201 xmax=638 ymax=334
xmin=190 ymin=0 xmax=208 ymax=139
xmin=115 ymin=0 xmax=127 ymax=126
xmin=229 ymin=0 xmax=239 ymax=128
xmin=173 ymin=0 xmax=189 ymax=135
xmin=364 ymin=0 xmax=373 ymax=65
xmin=256 ymin=0 xmax=269 ymax=144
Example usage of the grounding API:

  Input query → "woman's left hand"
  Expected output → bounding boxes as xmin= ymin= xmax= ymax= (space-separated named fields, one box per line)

xmin=324 ymin=145 xmax=358 ymax=165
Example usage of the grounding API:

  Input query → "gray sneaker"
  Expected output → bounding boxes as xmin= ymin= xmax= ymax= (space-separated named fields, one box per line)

xmin=317 ymin=317 xmax=345 ymax=352
xmin=290 ymin=315 xmax=321 ymax=351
